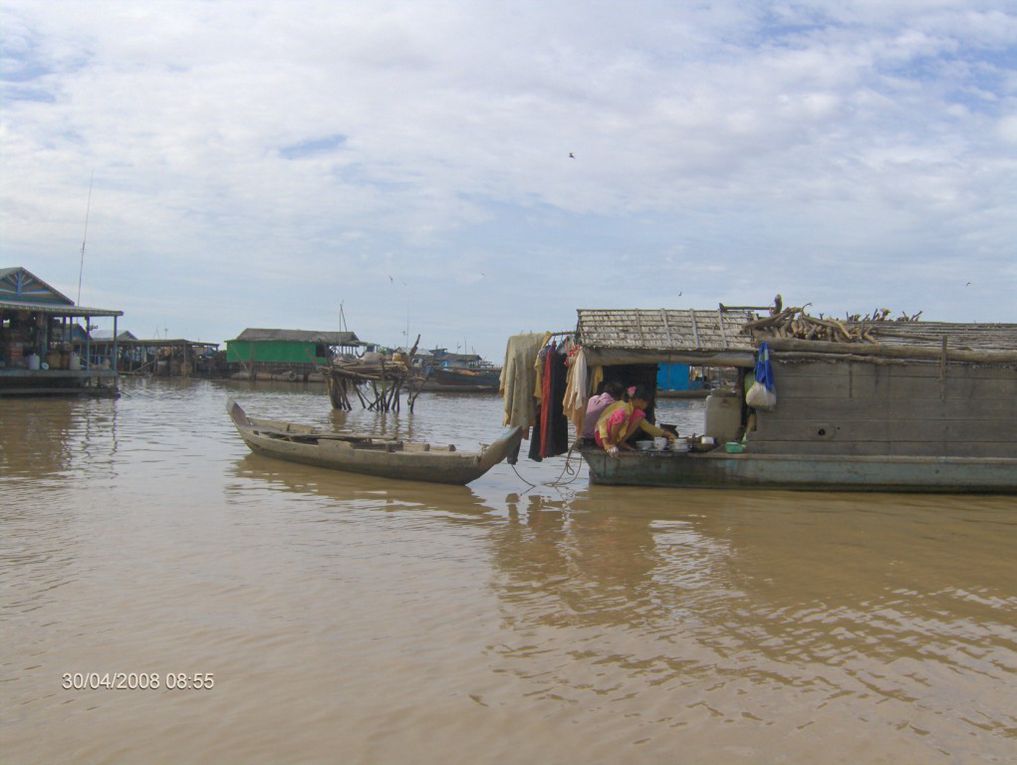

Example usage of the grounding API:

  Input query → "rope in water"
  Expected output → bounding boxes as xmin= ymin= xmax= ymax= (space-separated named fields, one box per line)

xmin=510 ymin=441 xmax=585 ymax=488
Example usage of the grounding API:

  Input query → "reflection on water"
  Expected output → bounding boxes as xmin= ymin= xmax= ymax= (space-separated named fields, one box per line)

xmin=1 ymin=379 xmax=1015 ymax=763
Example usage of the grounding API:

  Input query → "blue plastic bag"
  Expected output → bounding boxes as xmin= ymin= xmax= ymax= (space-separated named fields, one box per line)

xmin=746 ymin=342 xmax=777 ymax=409
xmin=754 ymin=341 xmax=774 ymax=392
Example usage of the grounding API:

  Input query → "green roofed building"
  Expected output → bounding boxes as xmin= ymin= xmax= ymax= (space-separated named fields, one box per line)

xmin=226 ymin=328 xmax=363 ymax=380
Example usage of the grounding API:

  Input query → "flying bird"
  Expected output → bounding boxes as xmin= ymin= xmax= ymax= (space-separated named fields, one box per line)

xmin=568 ymin=152 xmax=575 ymax=158
xmin=965 ymin=282 xmax=972 ymax=286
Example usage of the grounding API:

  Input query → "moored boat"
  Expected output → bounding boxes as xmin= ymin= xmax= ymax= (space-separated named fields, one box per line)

xmin=564 ymin=305 xmax=1017 ymax=493
xmin=227 ymin=399 xmax=522 ymax=485
xmin=415 ymin=347 xmax=501 ymax=392
xmin=422 ymin=365 xmax=500 ymax=392
xmin=581 ymin=446 xmax=1017 ymax=493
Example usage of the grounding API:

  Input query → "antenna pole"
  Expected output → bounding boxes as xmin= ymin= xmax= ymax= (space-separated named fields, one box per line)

xmin=77 ymin=173 xmax=94 ymax=305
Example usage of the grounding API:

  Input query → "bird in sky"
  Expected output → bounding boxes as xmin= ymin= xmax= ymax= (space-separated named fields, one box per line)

xmin=965 ymin=282 xmax=972 ymax=286
xmin=568 ymin=152 xmax=575 ymax=158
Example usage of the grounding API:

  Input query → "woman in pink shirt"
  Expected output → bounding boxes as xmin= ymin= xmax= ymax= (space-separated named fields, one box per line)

xmin=581 ymin=381 xmax=626 ymax=439
xmin=595 ymin=384 xmax=676 ymax=456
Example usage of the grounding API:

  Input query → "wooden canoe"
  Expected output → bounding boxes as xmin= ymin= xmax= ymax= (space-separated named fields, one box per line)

xmin=227 ymin=399 xmax=522 ymax=485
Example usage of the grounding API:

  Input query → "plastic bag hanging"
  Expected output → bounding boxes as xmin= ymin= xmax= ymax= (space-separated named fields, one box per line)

xmin=755 ymin=341 xmax=775 ymax=391
xmin=746 ymin=342 xmax=777 ymax=410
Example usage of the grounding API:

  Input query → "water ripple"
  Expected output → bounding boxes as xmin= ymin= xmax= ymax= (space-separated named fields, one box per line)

xmin=2 ymin=379 xmax=1015 ymax=763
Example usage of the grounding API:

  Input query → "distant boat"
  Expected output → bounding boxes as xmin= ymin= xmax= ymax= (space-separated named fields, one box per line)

xmin=227 ymin=399 xmax=521 ymax=485
xmin=417 ymin=348 xmax=500 ymax=392
xmin=423 ymin=365 xmax=500 ymax=392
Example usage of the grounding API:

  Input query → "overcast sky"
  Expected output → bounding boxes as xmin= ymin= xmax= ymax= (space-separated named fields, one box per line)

xmin=2 ymin=1 xmax=1015 ymax=358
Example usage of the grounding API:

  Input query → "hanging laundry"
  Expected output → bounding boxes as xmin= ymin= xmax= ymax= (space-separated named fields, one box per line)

xmin=562 ymin=346 xmax=589 ymax=433
xmin=500 ymin=332 xmax=550 ymax=428
xmin=529 ymin=342 xmax=569 ymax=460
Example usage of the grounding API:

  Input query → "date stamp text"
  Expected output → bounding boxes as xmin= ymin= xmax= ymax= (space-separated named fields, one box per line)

xmin=62 ymin=672 xmax=214 ymax=690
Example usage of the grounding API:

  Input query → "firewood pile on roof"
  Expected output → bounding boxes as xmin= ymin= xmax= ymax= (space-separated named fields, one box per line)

xmin=743 ymin=305 xmax=923 ymax=344
xmin=744 ymin=301 xmax=1017 ymax=356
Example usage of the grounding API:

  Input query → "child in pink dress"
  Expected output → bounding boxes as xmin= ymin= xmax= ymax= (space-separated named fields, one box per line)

xmin=594 ymin=385 xmax=676 ymax=456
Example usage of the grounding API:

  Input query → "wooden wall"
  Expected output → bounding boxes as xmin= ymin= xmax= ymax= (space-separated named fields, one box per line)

xmin=749 ymin=358 xmax=1017 ymax=457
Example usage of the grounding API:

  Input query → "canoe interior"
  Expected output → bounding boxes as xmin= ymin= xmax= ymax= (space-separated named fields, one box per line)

xmin=227 ymin=398 xmax=521 ymax=485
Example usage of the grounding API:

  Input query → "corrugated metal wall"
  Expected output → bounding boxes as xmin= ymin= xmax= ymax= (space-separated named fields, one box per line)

xmin=226 ymin=340 xmax=326 ymax=364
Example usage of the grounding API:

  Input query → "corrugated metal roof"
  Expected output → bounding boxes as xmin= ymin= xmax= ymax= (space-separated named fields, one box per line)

xmin=577 ymin=308 xmax=758 ymax=353
xmin=91 ymin=330 xmax=137 ymax=341
xmin=233 ymin=328 xmax=362 ymax=345
xmin=106 ymin=338 xmax=219 ymax=347
xmin=0 ymin=300 xmax=122 ymax=317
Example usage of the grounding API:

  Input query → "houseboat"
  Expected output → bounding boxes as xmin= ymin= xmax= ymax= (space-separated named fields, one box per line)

xmin=0 ymin=267 xmax=123 ymax=397
xmin=226 ymin=328 xmax=363 ymax=382
xmin=418 ymin=348 xmax=501 ymax=392
xmin=573 ymin=306 xmax=1017 ymax=493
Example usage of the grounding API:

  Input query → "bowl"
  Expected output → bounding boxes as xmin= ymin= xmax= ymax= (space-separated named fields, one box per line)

xmin=653 ymin=437 xmax=668 ymax=450
xmin=635 ymin=440 xmax=654 ymax=451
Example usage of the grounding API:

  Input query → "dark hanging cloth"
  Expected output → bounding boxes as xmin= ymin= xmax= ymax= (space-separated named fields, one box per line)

xmin=527 ymin=404 xmax=544 ymax=462
xmin=544 ymin=344 xmax=569 ymax=458
xmin=527 ymin=342 xmax=568 ymax=461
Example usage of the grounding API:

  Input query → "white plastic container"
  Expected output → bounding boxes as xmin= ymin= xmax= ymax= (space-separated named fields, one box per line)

xmin=69 ymin=352 xmax=81 ymax=370
xmin=705 ymin=392 xmax=741 ymax=444
xmin=26 ymin=353 xmax=40 ymax=370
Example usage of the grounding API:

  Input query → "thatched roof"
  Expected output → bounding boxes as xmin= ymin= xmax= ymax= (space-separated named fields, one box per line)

xmin=576 ymin=307 xmax=1017 ymax=367
xmin=233 ymin=328 xmax=362 ymax=345
xmin=858 ymin=322 xmax=1017 ymax=353
xmin=576 ymin=308 xmax=759 ymax=367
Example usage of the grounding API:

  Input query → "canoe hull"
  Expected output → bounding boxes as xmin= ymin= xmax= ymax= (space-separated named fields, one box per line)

xmin=228 ymin=399 xmax=522 ymax=485
xmin=581 ymin=448 xmax=1017 ymax=493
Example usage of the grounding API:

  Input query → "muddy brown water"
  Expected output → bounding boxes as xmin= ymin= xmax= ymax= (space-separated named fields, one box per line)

xmin=2 ymin=379 xmax=1015 ymax=764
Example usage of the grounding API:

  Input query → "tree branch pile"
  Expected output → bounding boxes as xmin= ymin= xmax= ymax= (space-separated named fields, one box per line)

xmin=743 ymin=305 xmax=924 ymax=344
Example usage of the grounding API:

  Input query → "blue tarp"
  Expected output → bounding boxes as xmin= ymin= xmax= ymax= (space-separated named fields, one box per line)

xmin=755 ymin=342 xmax=774 ymax=392
xmin=656 ymin=363 xmax=704 ymax=391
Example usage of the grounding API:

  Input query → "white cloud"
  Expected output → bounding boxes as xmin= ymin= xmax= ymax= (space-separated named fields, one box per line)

xmin=998 ymin=115 xmax=1017 ymax=143
xmin=1 ymin=0 xmax=1015 ymax=357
